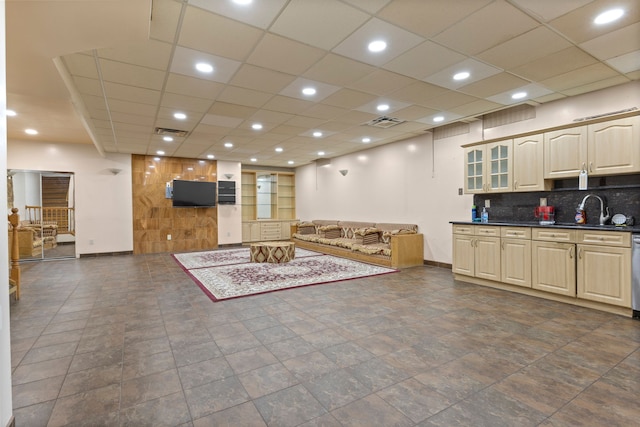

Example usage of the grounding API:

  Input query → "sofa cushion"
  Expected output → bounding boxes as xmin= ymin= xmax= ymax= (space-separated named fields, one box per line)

xmin=338 ymin=221 xmax=376 ymax=239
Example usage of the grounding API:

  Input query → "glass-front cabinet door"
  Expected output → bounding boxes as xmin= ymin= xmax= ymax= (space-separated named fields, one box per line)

xmin=463 ymin=141 xmax=512 ymax=194
xmin=464 ymin=146 xmax=485 ymax=193
xmin=487 ymin=140 xmax=512 ymax=192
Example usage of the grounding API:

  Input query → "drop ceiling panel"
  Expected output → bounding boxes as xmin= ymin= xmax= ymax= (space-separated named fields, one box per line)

xmin=170 ymin=47 xmax=242 ymax=84
xmin=509 ymin=0 xmax=594 ymax=22
xmin=73 ymin=76 xmax=102 ymax=97
xmin=303 ymin=54 xmax=376 ymax=86
xmin=62 ymin=54 xmax=99 ymax=80
xmin=110 ymin=112 xmax=155 ymax=126
xmin=511 ymin=47 xmax=599 ymax=81
xmin=423 ymin=58 xmax=503 ymax=90
xmin=160 ymin=93 xmax=213 ymax=113
xmin=149 ymin=0 xmax=182 ymax=43
xmin=97 ymin=39 xmax=172 ymax=71
xmin=279 ymin=78 xmax=341 ymax=102
xmin=386 ymin=82 xmax=449 ymax=105
xmin=349 ymin=69 xmax=415 ymax=96
xmin=302 ymin=104 xmax=350 ymax=120
xmin=477 ymin=26 xmax=573 ymax=71
xmin=382 ymin=41 xmax=466 ymax=80
xmin=108 ymin=99 xmax=157 ymax=117
xmin=422 ymin=91 xmax=482 ymax=111
xmin=540 ymin=63 xmax=623 ymax=92
xmin=187 ymin=0 xmax=287 ymax=29
xmin=104 ymin=82 xmax=161 ymax=105
xmin=487 ymin=83 xmax=554 ymax=105
xmin=580 ymin=22 xmax=640 ymax=60
xmin=199 ymin=114 xmax=243 ymax=128
xmin=165 ymin=74 xmax=225 ymax=99
xmin=332 ymin=18 xmax=424 ymax=67
xmin=393 ymin=105 xmax=439 ymax=121
xmin=98 ymin=59 xmax=166 ymax=90
xmin=335 ymin=110 xmax=378 ymax=125
xmin=321 ymin=89 xmax=377 ymax=109
xmin=207 ymin=102 xmax=257 ymax=119
xmin=433 ymin=1 xmax=539 ymax=55
xmin=459 ymin=73 xmax=531 ymax=98
xmin=560 ymin=75 xmax=630 ymax=96
xmin=178 ymin=5 xmax=263 ymax=61
xmin=449 ymin=99 xmax=504 ymax=117
xmin=284 ymin=116 xmax=326 ymax=129
xmin=248 ymin=110 xmax=294 ymax=126
xmin=378 ymin=0 xmax=491 ymax=38
xmin=230 ymin=64 xmax=296 ymax=93
xmin=261 ymin=96 xmax=314 ymax=115
xmin=270 ymin=0 xmax=370 ymax=50
xmin=549 ymin=0 xmax=640 ymax=44
xmin=217 ymin=86 xmax=273 ymax=108
xmin=247 ymin=33 xmax=326 ymax=76
xmin=607 ymin=50 xmax=640 ymax=74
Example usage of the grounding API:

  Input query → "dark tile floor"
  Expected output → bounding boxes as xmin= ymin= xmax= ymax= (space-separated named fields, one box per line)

xmin=9 ymin=253 xmax=640 ymax=426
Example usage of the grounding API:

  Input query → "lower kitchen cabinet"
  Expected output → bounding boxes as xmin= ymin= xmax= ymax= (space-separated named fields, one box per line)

xmin=532 ymin=241 xmax=576 ymax=297
xmin=452 ymin=225 xmax=500 ymax=281
xmin=501 ymin=238 xmax=531 ymax=287
xmin=577 ymin=243 xmax=631 ymax=308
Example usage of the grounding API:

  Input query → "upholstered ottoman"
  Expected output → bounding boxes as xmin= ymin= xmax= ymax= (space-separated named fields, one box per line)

xmin=250 ymin=241 xmax=295 ymax=263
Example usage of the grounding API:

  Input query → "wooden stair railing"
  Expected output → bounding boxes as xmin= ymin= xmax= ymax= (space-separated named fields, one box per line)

xmin=8 ymin=207 xmax=20 ymax=300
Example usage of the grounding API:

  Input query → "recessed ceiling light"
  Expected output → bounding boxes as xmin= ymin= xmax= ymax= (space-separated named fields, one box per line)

xmin=25 ymin=129 xmax=38 ymax=135
xmin=224 ymin=142 xmax=233 ymax=148
xmin=187 ymin=167 xmax=193 ymax=171
xmin=174 ymin=112 xmax=187 ymax=120
xmin=594 ymin=8 xmax=624 ymax=25
xmin=252 ymin=123 xmax=263 ymax=130
xmin=362 ymin=137 xmax=371 ymax=143
xmin=250 ymin=158 xmax=257 ymax=162
xmin=318 ymin=151 xmax=325 ymax=156
xmin=195 ymin=62 xmax=214 ymax=73
xmin=145 ymin=171 xmax=151 ymax=175
xmin=368 ymin=40 xmax=387 ymax=52
xmin=163 ymin=136 xmax=173 ymax=142
xmin=157 ymin=150 xmax=165 ymax=155
xmin=511 ymin=91 xmax=527 ymax=100
xmin=199 ymin=160 xmax=205 ymax=164
xmin=302 ymin=87 xmax=316 ymax=96
xmin=207 ymin=154 xmax=214 ymax=159
xmin=433 ymin=116 xmax=445 ymax=123
xmin=232 ymin=0 xmax=252 ymax=5
xmin=376 ymin=104 xmax=390 ymax=112
xmin=154 ymin=157 xmax=160 ymax=161
xmin=453 ymin=71 xmax=470 ymax=81
xmin=149 ymin=165 xmax=155 ymax=169
xmin=6 ymin=109 xmax=16 ymax=117
xmin=288 ymin=160 xmax=294 ymax=165
xmin=313 ymin=131 xmax=323 ymax=137
xmin=275 ymin=147 xmax=283 ymax=152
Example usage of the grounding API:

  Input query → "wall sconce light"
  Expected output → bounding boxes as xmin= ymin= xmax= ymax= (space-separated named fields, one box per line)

xmin=224 ymin=173 xmax=234 ymax=179
xmin=109 ymin=168 xmax=123 ymax=175
xmin=339 ymin=169 xmax=348 ymax=176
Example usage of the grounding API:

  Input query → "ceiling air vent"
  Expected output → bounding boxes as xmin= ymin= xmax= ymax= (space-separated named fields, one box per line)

xmin=154 ymin=127 xmax=189 ymax=137
xmin=363 ymin=116 xmax=405 ymax=129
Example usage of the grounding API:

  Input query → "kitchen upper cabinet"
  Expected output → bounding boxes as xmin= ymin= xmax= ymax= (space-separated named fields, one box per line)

xmin=464 ymin=140 xmax=512 ymax=194
xmin=512 ymin=134 xmax=551 ymax=192
xmin=587 ymin=116 xmax=640 ymax=176
xmin=543 ymin=126 xmax=588 ymax=179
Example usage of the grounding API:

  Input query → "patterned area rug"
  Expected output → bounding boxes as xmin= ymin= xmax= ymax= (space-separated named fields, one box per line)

xmin=172 ymin=247 xmax=321 ymax=269
xmin=173 ymin=249 xmax=397 ymax=301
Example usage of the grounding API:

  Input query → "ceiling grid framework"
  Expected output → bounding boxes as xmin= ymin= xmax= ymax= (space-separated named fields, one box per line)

xmin=6 ymin=0 xmax=640 ymax=167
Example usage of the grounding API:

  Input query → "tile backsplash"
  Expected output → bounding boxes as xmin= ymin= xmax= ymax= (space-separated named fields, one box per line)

xmin=473 ymin=174 xmax=640 ymax=225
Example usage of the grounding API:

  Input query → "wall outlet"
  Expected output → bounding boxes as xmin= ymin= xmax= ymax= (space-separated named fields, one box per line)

xmin=227 ymin=232 xmax=231 ymax=237
xmin=89 ymin=239 xmax=94 ymax=245
xmin=458 ymin=188 xmax=463 ymax=195
xmin=167 ymin=234 xmax=171 ymax=241
xmin=485 ymin=199 xmax=490 ymax=208
xmin=540 ymin=198 xmax=547 ymax=207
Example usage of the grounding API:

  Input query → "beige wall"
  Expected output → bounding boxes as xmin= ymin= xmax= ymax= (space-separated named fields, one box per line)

xmin=296 ymin=80 xmax=640 ymax=265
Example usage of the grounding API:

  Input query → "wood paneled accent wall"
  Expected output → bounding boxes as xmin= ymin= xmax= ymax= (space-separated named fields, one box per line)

xmin=132 ymin=155 xmax=218 ymax=254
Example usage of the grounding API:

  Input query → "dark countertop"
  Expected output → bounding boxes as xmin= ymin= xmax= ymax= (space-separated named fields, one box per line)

xmin=450 ymin=220 xmax=640 ymax=233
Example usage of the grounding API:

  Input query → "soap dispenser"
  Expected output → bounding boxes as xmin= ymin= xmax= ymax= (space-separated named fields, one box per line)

xmin=481 ymin=207 xmax=489 ymax=223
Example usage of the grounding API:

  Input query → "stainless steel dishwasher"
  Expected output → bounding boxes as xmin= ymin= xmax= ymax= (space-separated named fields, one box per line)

xmin=633 ymin=234 xmax=640 ymax=319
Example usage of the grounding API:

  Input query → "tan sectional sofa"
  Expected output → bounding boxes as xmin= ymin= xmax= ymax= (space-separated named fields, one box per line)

xmin=291 ymin=220 xmax=424 ymax=268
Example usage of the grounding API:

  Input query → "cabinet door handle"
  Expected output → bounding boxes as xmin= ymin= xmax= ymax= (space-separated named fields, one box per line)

xmin=501 ymin=241 xmax=505 ymax=250
xmin=589 ymin=162 xmax=593 ymax=173
xmin=582 ymin=162 xmax=587 ymax=172
xmin=578 ymin=248 xmax=583 ymax=259
xmin=514 ymin=180 xmax=518 ymax=189
xmin=569 ymin=247 xmax=574 ymax=259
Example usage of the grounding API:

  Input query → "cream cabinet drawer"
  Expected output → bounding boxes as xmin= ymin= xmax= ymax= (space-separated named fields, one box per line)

xmin=475 ymin=226 xmax=500 ymax=237
xmin=452 ymin=224 xmax=474 ymax=235
xmin=532 ymin=228 xmax=576 ymax=243
xmin=501 ymin=227 xmax=531 ymax=239
xmin=577 ymin=230 xmax=630 ymax=247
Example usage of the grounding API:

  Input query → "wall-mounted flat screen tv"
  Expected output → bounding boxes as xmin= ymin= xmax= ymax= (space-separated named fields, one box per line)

xmin=172 ymin=180 xmax=216 ymax=207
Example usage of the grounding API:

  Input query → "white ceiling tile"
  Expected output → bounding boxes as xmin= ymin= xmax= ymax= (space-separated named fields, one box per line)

xmin=349 ymin=69 xmax=415 ymax=96
xmin=149 ymin=0 xmax=182 ymax=43
xmin=104 ymin=82 xmax=162 ymax=105
xmin=303 ymin=54 xmax=377 ymax=86
xmin=355 ymin=98 xmax=412 ymax=115
xmin=606 ymin=50 xmax=640 ymax=73
xmin=261 ymin=96 xmax=314 ymax=115
xmin=187 ymin=0 xmax=288 ymax=29
xmin=332 ymin=18 xmax=424 ymax=67
xmin=509 ymin=0 xmax=594 ymax=22
xmin=416 ymin=112 xmax=463 ymax=126
xmin=486 ymin=83 xmax=555 ymax=105
xmin=458 ymin=72 xmax=531 ymax=98
xmin=510 ymin=47 xmax=598 ymax=81
xmin=165 ymin=74 xmax=225 ymax=99
xmin=539 ymin=63 xmax=624 ymax=92
xmin=321 ymin=89 xmax=377 ymax=109
xmin=200 ymin=114 xmax=243 ymax=128
xmin=298 ymin=129 xmax=338 ymax=139
xmin=98 ymin=39 xmax=172 ymax=71
xmin=580 ymin=22 xmax=640 ymax=60
xmin=217 ymin=86 xmax=272 ymax=108
xmin=170 ymin=46 xmax=242 ymax=84
xmin=247 ymin=33 xmax=326 ymax=76
xmin=63 ymin=53 xmax=99 ymax=80
xmin=270 ymin=0 xmax=370 ymax=50
xmin=161 ymin=93 xmax=212 ymax=113
xmin=98 ymin=59 xmax=165 ymax=90
xmin=230 ymin=64 xmax=296 ymax=93
xmin=382 ymin=41 xmax=466 ymax=79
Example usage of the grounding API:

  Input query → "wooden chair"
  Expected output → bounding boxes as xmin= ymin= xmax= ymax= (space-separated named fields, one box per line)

xmin=8 ymin=208 xmax=21 ymax=300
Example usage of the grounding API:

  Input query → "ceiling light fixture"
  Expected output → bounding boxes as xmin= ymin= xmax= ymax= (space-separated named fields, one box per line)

xmin=302 ymin=87 xmax=316 ymax=96
xmin=288 ymin=160 xmax=294 ymax=165
xmin=157 ymin=150 xmax=165 ymax=155
xmin=275 ymin=147 xmax=283 ymax=152
xmin=377 ymin=104 xmax=390 ymax=111
xmin=25 ymin=129 xmax=38 ymax=135
xmin=187 ymin=167 xmax=193 ymax=171
xmin=511 ymin=91 xmax=527 ymax=100
xmin=250 ymin=158 xmax=257 ymax=162
xmin=207 ymin=154 xmax=214 ymax=159
xmin=433 ymin=116 xmax=445 ymax=123
xmin=174 ymin=112 xmax=187 ymax=120
xmin=362 ymin=137 xmax=371 ymax=143
xmin=232 ymin=0 xmax=253 ymax=5
xmin=594 ymin=8 xmax=624 ymax=24
xmin=154 ymin=157 xmax=160 ymax=161
xmin=318 ymin=151 xmax=325 ymax=156
xmin=313 ymin=131 xmax=323 ymax=137
xmin=6 ymin=109 xmax=16 ymax=117
xmin=163 ymin=136 xmax=173 ymax=142
xmin=195 ymin=62 xmax=214 ymax=73
xmin=368 ymin=40 xmax=387 ymax=52
xmin=224 ymin=142 xmax=233 ymax=148
xmin=453 ymin=71 xmax=470 ymax=81
xmin=252 ymin=123 xmax=263 ymax=130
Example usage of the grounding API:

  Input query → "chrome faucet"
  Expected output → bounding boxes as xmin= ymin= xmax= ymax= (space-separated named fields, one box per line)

xmin=578 ymin=194 xmax=611 ymax=225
